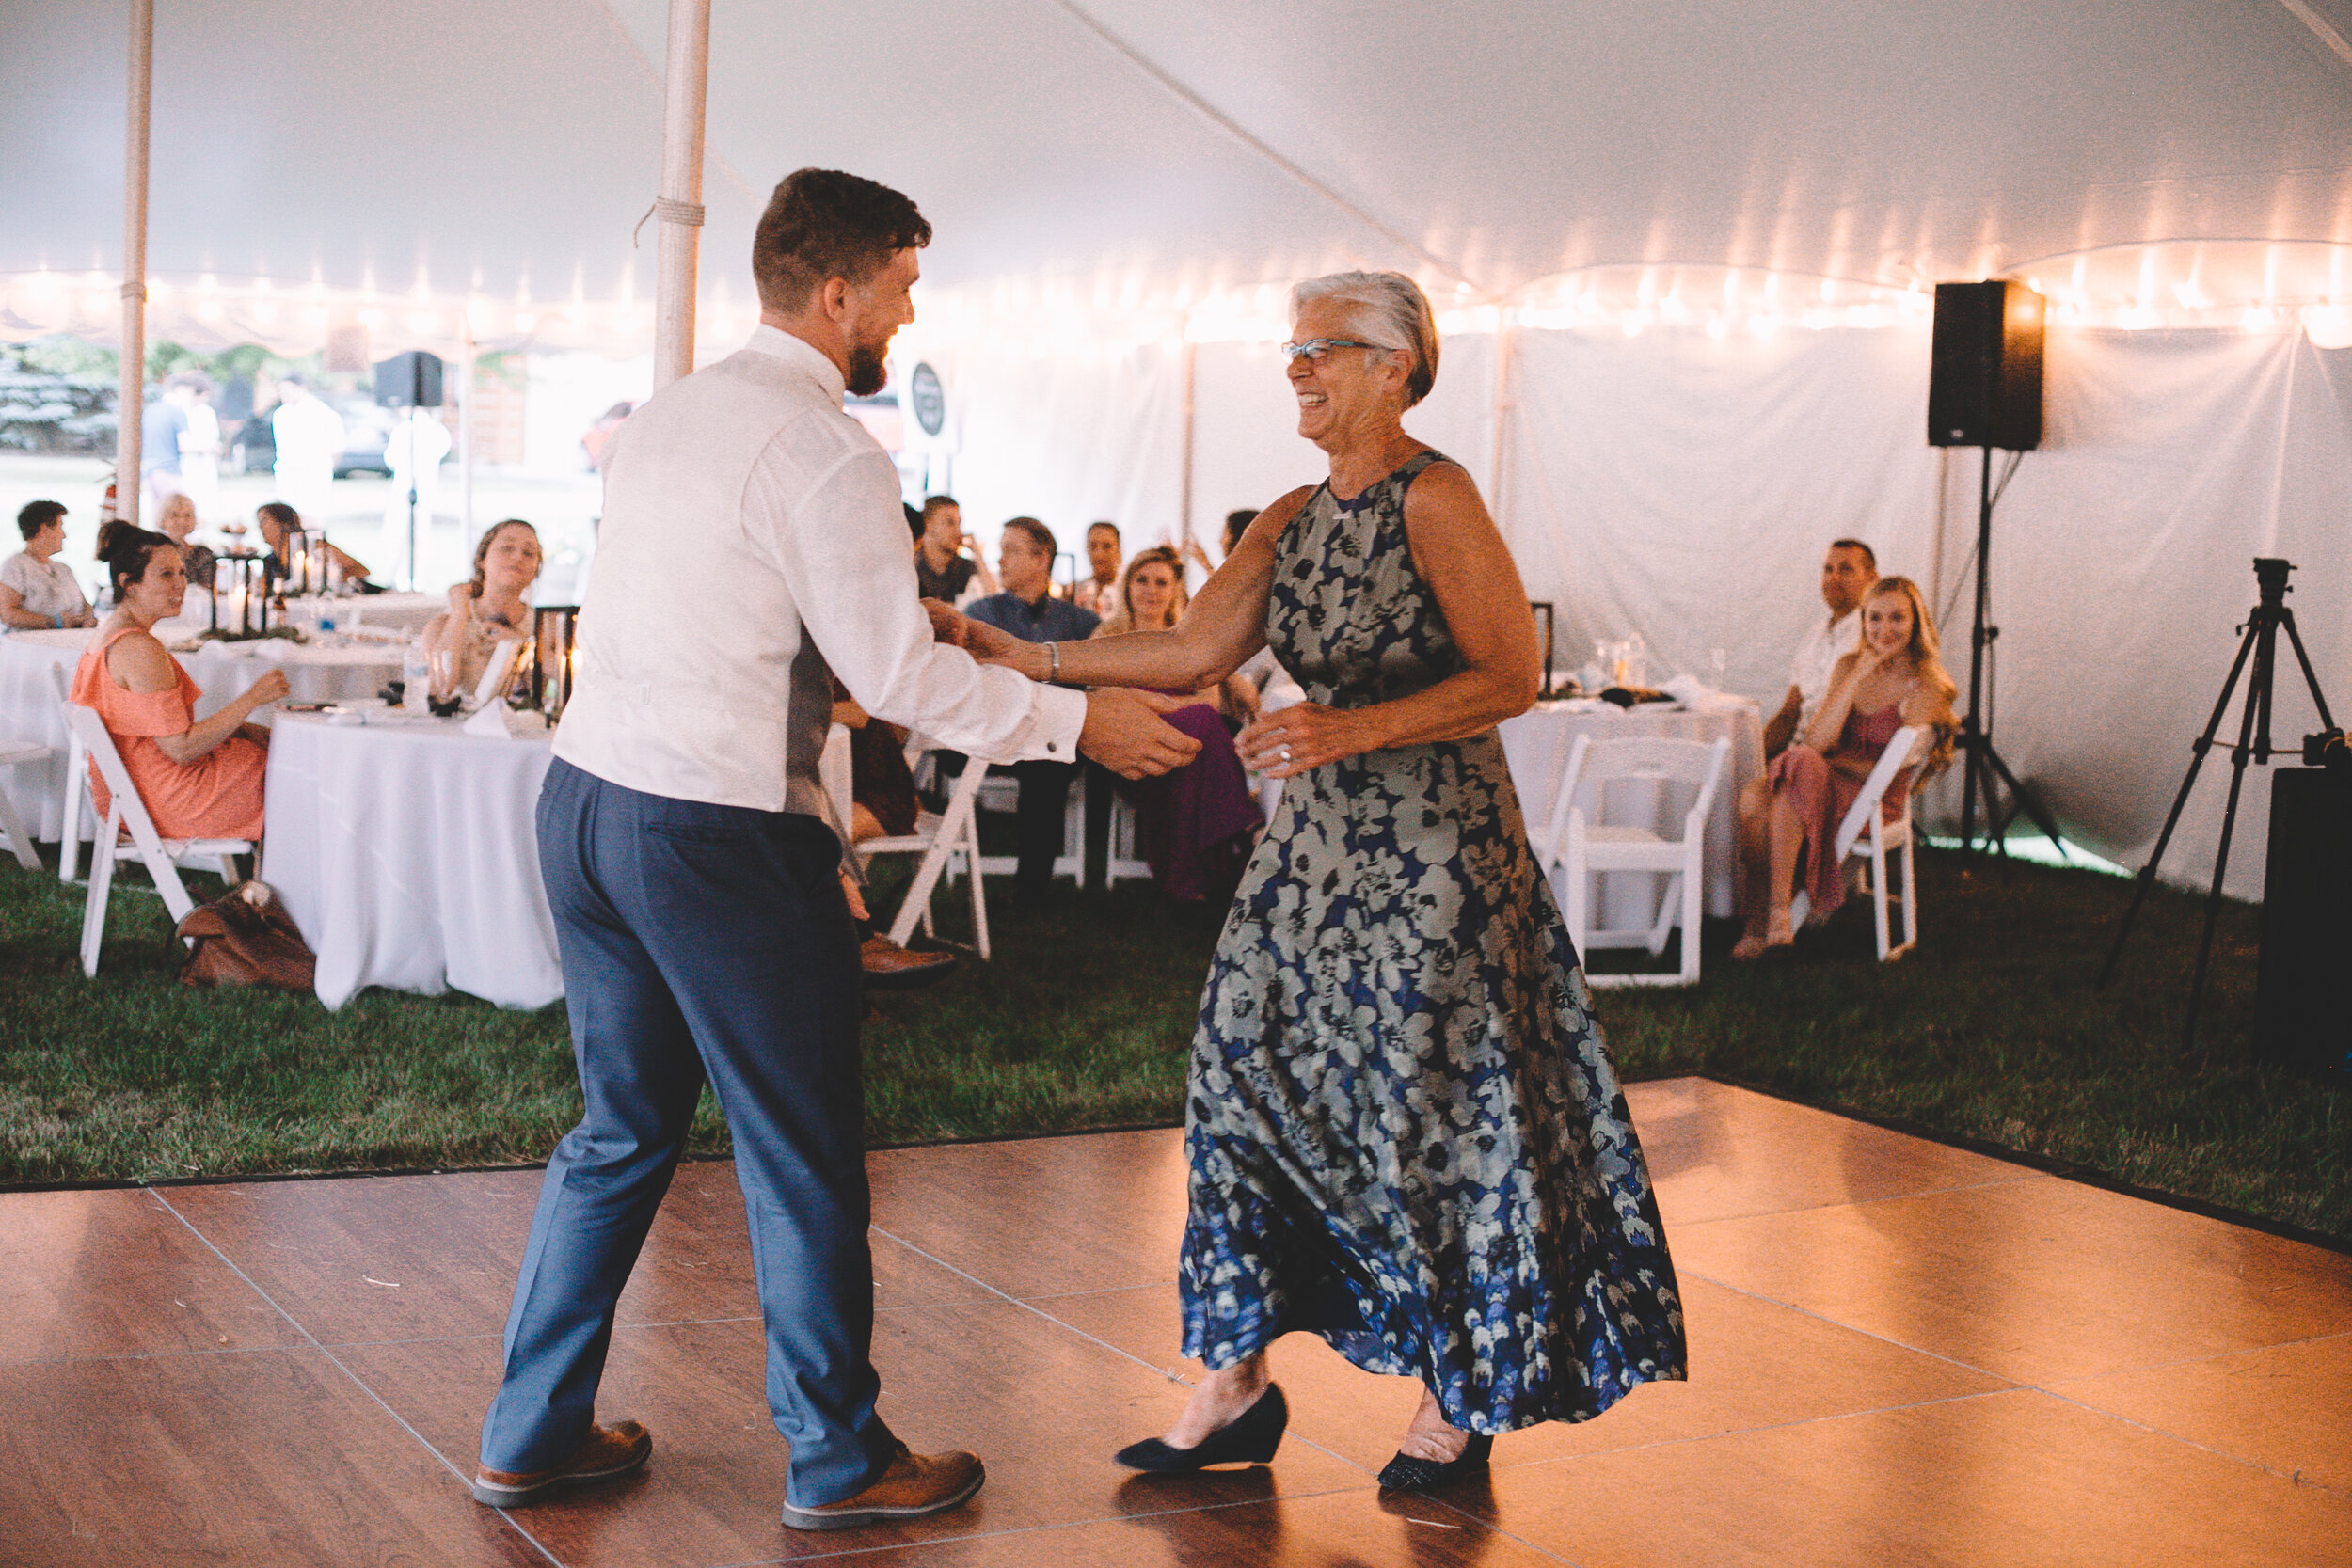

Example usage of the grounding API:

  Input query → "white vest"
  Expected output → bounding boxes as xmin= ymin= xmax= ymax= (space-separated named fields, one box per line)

xmin=554 ymin=349 xmax=837 ymax=815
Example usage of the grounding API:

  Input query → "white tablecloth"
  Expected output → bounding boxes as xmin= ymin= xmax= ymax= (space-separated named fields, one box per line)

xmin=183 ymin=640 xmax=404 ymax=718
xmin=1498 ymin=698 xmax=1767 ymax=919
xmin=326 ymin=592 xmax=443 ymax=636
xmin=0 ymin=629 xmax=93 ymax=839
xmin=262 ymin=710 xmax=562 ymax=1010
xmin=0 ymin=628 xmax=404 ymax=840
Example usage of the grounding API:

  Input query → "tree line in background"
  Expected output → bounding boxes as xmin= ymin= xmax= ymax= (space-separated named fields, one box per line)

xmin=0 ymin=337 xmax=324 ymax=456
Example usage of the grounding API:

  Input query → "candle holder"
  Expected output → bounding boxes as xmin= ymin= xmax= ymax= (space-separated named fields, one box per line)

xmin=1529 ymin=600 xmax=1559 ymax=698
xmin=532 ymin=606 xmax=580 ymax=719
xmin=212 ymin=551 xmax=270 ymax=639
xmin=279 ymin=527 xmax=323 ymax=596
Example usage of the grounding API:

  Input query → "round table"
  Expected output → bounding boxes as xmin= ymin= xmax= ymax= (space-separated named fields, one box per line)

xmin=183 ymin=639 xmax=404 ymax=718
xmin=1252 ymin=684 xmax=1765 ymax=922
xmin=262 ymin=709 xmax=561 ymax=1010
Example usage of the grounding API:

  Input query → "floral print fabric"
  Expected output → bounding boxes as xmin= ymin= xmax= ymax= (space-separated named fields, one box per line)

xmin=1178 ymin=450 xmax=1687 ymax=1433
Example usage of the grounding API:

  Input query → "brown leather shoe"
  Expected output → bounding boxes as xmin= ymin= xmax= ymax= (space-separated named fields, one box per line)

xmin=779 ymin=1442 xmax=985 ymax=1531
xmin=471 ymin=1420 xmax=652 ymax=1507
xmin=860 ymin=934 xmax=956 ymax=990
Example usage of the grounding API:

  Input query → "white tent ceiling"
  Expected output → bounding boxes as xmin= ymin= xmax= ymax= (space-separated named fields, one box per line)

xmin=9 ymin=0 xmax=2352 ymax=347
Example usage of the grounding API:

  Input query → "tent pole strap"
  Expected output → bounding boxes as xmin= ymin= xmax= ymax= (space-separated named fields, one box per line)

xmin=653 ymin=0 xmax=711 ymax=391
xmin=119 ymin=0 xmax=153 ymax=531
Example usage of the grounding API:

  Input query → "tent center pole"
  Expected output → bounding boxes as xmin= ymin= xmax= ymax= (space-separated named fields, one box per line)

xmin=652 ymin=0 xmax=711 ymax=391
xmin=118 ymin=0 xmax=153 ymax=532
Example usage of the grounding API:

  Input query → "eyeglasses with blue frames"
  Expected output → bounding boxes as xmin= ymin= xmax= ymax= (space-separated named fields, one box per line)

xmin=1279 ymin=337 xmax=1404 ymax=363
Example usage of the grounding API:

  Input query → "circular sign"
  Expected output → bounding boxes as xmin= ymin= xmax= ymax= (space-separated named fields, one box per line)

xmin=909 ymin=362 xmax=946 ymax=437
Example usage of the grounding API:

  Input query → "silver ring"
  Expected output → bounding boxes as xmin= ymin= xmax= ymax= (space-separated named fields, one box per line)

xmin=1279 ymin=744 xmax=1294 ymax=763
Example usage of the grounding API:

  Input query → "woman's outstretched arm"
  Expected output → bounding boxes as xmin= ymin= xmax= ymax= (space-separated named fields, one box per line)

xmin=986 ymin=487 xmax=1313 ymax=690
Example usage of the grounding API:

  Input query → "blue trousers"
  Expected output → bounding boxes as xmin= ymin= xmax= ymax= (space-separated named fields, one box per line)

xmin=479 ymin=759 xmax=897 ymax=1507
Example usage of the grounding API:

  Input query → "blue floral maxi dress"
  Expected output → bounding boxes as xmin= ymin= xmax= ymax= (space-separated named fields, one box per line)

xmin=1179 ymin=451 xmax=1687 ymax=1433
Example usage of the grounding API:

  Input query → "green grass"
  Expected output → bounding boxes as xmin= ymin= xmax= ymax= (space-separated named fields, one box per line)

xmin=1 ymin=843 xmax=2344 ymax=1242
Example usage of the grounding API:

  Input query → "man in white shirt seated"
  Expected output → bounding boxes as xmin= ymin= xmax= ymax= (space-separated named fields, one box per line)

xmin=1762 ymin=538 xmax=1878 ymax=758
xmin=472 ymin=167 xmax=1200 ymax=1532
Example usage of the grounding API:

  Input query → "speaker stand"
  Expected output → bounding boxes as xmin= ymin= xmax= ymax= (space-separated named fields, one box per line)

xmin=402 ymin=417 xmax=420 ymax=594
xmin=2097 ymin=558 xmax=2336 ymax=1047
xmin=1956 ymin=445 xmax=2064 ymax=858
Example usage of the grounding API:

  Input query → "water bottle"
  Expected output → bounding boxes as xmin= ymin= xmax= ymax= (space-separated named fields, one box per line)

xmin=403 ymin=639 xmax=430 ymax=714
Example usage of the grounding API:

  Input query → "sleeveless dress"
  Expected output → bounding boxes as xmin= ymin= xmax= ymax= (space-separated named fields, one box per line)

xmin=70 ymin=625 xmax=268 ymax=841
xmin=1765 ymin=700 xmax=1914 ymax=921
xmin=1179 ymin=451 xmax=1686 ymax=1433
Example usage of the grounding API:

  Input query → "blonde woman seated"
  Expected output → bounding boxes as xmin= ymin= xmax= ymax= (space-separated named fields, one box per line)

xmin=69 ymin=528 xmax=287 ymax=842
xmin=421 ymin=519 xmax=541 ymax=701
xmin=1093 ymin=546 xmax=1263 ymax=900
xmin=1733 ymin=575 xmax=1955 ymax=959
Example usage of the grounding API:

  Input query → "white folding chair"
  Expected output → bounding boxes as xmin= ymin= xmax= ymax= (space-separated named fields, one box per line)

xmin=844 ymin=735 xmax=993 ymax=960
xmin=1788 ymin=724 xmax=1928 ymax=961
xmin=0 ymin=737 xmax=49 ymax=871
xmin=61 ymin=703 xmax=251 ymax=976
xmin=1534 ymin=734 xmax=1730 ymax=988
xmin=973 ymin=767 xmax=1088 ymax=885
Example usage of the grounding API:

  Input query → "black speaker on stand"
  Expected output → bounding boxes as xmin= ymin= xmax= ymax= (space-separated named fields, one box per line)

xmin=373 ymin=351 xmax=445 ymax=592
xmin=1928 ymin=280 xmax=2065 ymax=856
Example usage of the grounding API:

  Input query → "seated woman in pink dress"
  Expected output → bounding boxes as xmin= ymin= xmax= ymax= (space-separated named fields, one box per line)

xmin=69 ymin=528 xmax=287 ymax=842
xmin=1092 ymin=546 xmax=1263 ymax=899
xmin=1733 ymin=575 xmax=1955 ymax=958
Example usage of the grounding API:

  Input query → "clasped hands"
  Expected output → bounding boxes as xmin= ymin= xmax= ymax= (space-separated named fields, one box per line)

xmin=921 ymin=598 xmax=1200 ymax=780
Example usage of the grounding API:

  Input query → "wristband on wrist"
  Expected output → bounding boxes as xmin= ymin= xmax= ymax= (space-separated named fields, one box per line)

xmin=1044 ymin=641 xmax=1060 ymax=682
xmin=49 ymin=613 xmax=63 ymax=628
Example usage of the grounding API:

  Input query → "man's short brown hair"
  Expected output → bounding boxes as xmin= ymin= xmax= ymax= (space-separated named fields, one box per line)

xmin=1001 ymin=516 xmax=1056 ymax=557
xmin=752 ymin=168 xmax=932 ymax=315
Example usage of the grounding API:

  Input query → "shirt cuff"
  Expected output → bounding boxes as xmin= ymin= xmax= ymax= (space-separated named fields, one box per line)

xmin=1020 ymin=682 xmax=1088 ymax=764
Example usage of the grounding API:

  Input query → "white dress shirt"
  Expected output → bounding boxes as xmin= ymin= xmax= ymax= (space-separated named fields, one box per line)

xmin=555 ymin=327 xmax=1085 ymax=813
xmin=1789 ymin=607 xmax=1859 ymax=730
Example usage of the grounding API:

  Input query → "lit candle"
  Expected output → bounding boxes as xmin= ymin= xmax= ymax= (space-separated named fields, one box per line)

xmin=294 ymin=550 xmax=309 ymax=594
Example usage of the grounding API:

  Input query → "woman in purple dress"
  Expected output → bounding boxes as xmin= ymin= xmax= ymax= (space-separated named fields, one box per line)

xmin=1092 ymin=546 xmax=1263 ymax=899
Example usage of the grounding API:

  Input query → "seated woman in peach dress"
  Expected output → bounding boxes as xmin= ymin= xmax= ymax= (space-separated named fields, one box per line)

xmin=70 ymin=528 xmax=288 ymax=842
xmin=1733 ymin=575 xmax=1955 ymax=958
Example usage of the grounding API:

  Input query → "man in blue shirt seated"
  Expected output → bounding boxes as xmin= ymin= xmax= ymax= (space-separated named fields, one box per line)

xmin=961 ymin=516 xmax=1097 ymax=901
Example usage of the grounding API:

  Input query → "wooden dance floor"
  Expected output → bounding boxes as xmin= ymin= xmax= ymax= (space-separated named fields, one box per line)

xmin=3 ymin=1077 xmax=2347 ymax=1566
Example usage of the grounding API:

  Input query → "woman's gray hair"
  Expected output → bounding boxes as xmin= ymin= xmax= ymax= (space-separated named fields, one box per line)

xmin=1289 ymin=271 xmax=1439 ymax=408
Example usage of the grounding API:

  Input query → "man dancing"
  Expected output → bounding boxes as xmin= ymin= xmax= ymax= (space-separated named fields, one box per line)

xmin=472 ymin=168 xmax=1199 ymax=1531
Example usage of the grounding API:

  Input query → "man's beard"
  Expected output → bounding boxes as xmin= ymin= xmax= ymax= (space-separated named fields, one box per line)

xmin=845 ymin=337 xmax=889 ymax=397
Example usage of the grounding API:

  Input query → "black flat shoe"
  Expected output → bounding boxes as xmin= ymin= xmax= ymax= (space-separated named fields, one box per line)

xmin=1376 ymin=1433 xmax=1492 ymax=1493
xmin=1113 ymin=1384 xmax=1288 ymax=1471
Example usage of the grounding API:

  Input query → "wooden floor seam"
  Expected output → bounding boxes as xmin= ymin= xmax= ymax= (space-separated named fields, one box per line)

xmin=141 ymin=1186 xmax=571 ymax=1568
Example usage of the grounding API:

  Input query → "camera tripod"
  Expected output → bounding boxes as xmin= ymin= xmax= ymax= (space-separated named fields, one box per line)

xmin=2097 ymin=557 xmax=2336 ymax=1047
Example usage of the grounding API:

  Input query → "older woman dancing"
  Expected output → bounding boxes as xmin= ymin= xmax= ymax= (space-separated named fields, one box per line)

xmin=984 ymin=272 xmax=1685 ymax=1492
